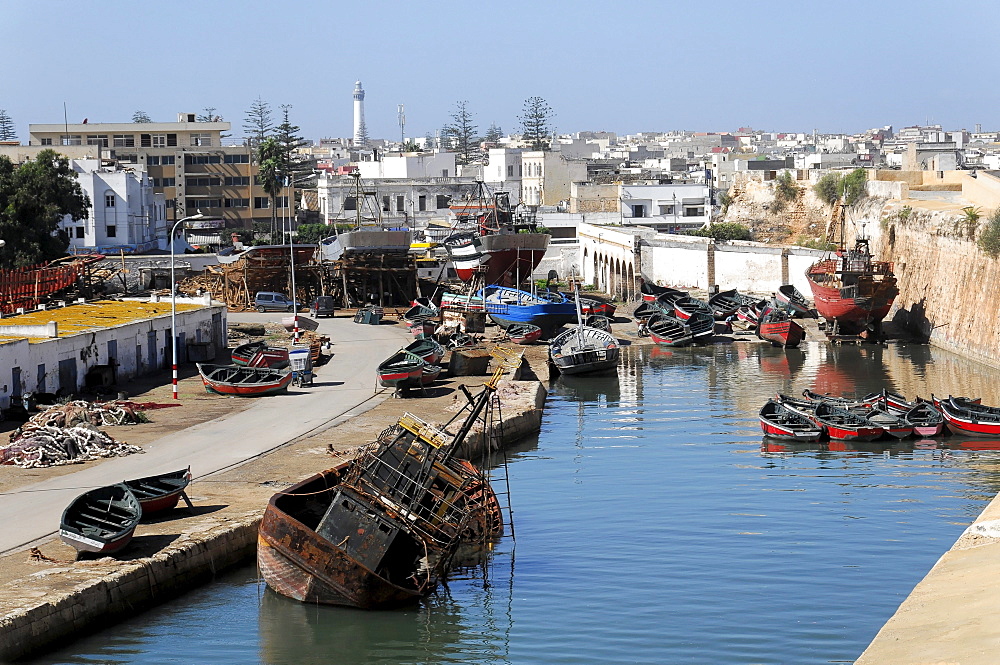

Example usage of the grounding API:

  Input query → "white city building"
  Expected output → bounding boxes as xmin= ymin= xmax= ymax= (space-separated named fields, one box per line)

xmin=60 ymin=159 xmax=167 ymax=253
xmin=620 ymin=182 xmax=710 ymax=232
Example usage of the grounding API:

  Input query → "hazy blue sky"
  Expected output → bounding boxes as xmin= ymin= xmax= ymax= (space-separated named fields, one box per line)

xmin=4 ymin=0 xmax=998 ymax=142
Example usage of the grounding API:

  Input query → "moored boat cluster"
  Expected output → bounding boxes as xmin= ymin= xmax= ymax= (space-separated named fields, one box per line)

xmin=759 ymin=389 xmax=1000 ymax=442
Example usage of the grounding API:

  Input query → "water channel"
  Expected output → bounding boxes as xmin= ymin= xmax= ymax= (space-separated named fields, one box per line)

xmin=36 ymin=339 xmax=1000 ymax=664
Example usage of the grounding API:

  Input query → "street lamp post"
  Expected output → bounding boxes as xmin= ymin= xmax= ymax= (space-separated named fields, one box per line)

xmin=170 ymin=212 xmax=205 ymax=400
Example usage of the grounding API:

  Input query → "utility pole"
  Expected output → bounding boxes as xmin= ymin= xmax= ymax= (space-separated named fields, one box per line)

xmin=397 ymin=104 xmax=405 ymax=148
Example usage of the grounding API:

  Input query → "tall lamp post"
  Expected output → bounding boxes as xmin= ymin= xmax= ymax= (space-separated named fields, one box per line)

xmin=170 ymin=212 xmax=205 ymax=400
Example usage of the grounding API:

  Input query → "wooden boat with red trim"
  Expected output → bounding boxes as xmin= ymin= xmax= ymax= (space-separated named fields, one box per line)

xmin=938 ymin=397 xmax=1000 ymax=437
xmin=759 ymin=399 xmax=823 ymax=441
xmin=125 ymin=467 xmax=192 ymax=515
xmin=805 ymin=237 xmax=897 ymax=335
xmin=504 ymin=322 xmax=542 ymax=345
xmin=708 ymin=289 xmax=743 ymax=320
xmin=673 ymin=296 xmax=713 ymax=321
xmin=775 ymin=284 xmax=812 ymax=316
xmin=854 ymin=406 xmax=913 ymax=439
xmin=648 ymin=314 xmax=695 ymax=347
xmin=196 ymin=363 xmax=293 ymax=396
xmin=904 ymin=402 xmax=945 ymax=437
xmin=757 ymin=307 xmax=805 ymax=348
xmin=812 ymin=401 xmax=884 ymax=442
xmin=377 ymin=349 xmax=426 ymax=388
xmin=60 ymin=483 xmax=142 ymax=555
xmin=405 ymin=338 xmax=445 ymax=365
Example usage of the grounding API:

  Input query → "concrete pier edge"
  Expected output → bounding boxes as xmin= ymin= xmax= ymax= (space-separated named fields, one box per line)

xmin=0 ymin=377 xmax=547 ymax=663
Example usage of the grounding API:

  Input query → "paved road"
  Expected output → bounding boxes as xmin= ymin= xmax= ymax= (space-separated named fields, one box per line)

xmin=0 ymin=313 xmax=409 ymax=555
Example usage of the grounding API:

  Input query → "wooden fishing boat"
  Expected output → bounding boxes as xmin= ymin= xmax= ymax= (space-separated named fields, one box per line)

xmin=196 ymin=364 xmax=293 ymax=396
xmin=585 ymin=314 xmax=612 ymax=332
xmin=938 ymin=398 xmax=1000 ymax=437
xmin=654 ymin=289 xmax=688 ymax=308
xmin=805 ymin=237 xmax=897 ymax=335
xmin=480 ymin=285 xmax=577 ymax=339
xmin=549 ymin=325 xmax=619 ymax=375
xmin=759 ymin=399 xmax=824 ymax=441
xmin=855 ymin=406 xmax=913 ymax=439
xmin=248 ymin=347 xmax=290 ymax=369
xmin=377 ymin=349 xmax=426 ymax=388
xmin=775 ymin=284 xmax=812 ymax=316
xmin=776 ymin=394 xmax=820 ymax=417
xmin=757 ymin=307 xmax=805 ymax=348
xmin=673 ymin=296 xmax=713 ymax=322
xmin=813 ymin=402 xmax=884 ymax=442
xmin=708 ymin=289 xmax=743 ymax=320
xmin=60 ymin=483 xmax=142 ymax=555
xmin=801 ymin=389 xmax=875 ymax=408
xmin=648 ymin=314 xmax=695 ymax=347
xmin=401 ymin=303 xmax=438 ymax=325
xmin=405 ymin=338 xmax=445 ymax=365
xmin=231 ymin=340 xmax=269 ymax=366
xmin=504 ymin=322 xmax=542 ymax=345
xmin=125 ymin=468 xmax=192 ymax=515
xmin=633 ymin=301 xmax=657 ymax=321
xmin=258 ymin=349 xmax=518 ymax=608
xmin=640 ymin=280 xmax=674 ymax=302
xmin=904 ymin=402 xmax=945 ymax=437
xmin=687 ymin=311 xmax=716 ymax=339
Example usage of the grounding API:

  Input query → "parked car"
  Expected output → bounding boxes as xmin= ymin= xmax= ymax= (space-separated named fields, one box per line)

xmin=311 ymin=295 xmax=337 ymax=318
xmin=254 ymin=291 xmax=300 ymax=312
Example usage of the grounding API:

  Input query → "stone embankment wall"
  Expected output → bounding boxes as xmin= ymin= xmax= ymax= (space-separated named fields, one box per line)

xmin=723 ymin=172 xmax=833 ymax=244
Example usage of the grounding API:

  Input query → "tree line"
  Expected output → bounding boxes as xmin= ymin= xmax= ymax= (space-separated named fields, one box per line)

xmin=440 ymin=96 xmax=555 ymax=166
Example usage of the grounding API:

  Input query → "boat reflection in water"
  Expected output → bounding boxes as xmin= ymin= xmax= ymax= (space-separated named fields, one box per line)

xmin=761 ymin=438 xmax=917 ymax=456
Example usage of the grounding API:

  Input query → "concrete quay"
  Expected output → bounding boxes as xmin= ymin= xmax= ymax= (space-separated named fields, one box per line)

xmin=0 ymin=324 xmax=549 ymax=663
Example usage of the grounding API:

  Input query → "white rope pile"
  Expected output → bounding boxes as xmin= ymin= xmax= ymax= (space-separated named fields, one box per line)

xmin=1 ymin=425 xmax=143 ymax=468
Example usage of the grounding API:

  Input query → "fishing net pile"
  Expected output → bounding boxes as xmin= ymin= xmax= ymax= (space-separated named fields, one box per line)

xmin=1 ymin=401 xmax=147 ymax=468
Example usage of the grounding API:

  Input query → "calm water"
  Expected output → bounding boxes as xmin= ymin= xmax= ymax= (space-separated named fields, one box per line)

xmin=37 ymin=340 xmax=1000 ymax=664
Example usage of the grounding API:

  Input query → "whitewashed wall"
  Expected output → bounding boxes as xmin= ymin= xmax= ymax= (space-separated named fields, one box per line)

xmin=714 ymin=245 xmax=784 ymax=293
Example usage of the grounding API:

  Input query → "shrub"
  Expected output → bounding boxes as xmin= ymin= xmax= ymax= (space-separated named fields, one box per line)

xmin=774 ymin=171 xmax=799 ymax=204
xmin=977 ymin=209 xmax=1000 ymax=257
xmin=687 ymin=223 xmax=752 ymax=241
xmin=813 ymin=173 xmax=841 ymax=205
xmin=794 ymin=236 xmax=838 ymax=251
xmin=813 ymin=168 xmax=868 ymax=206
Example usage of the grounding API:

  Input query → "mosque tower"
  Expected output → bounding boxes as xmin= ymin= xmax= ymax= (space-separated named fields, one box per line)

xmin=352 ymin=81 xmax=367 ymax=145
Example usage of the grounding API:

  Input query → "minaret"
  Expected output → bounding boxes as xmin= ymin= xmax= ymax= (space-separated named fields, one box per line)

xmin=353 ymin=80 xmax=367 ymax=145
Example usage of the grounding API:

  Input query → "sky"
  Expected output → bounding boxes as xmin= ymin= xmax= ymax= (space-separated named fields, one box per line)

xmin=4 ymin=0 xmax=999 ymax=143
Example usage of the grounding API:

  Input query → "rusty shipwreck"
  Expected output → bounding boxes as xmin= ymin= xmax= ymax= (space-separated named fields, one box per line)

xmin=257 ymin=348 xmax=518 ymax=609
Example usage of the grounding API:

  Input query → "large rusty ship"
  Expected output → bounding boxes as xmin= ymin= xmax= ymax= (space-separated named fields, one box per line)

xmin=805 ymin=237 xmax=898 ymax=336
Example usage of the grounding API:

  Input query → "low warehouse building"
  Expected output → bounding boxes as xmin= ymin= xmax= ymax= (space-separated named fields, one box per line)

xmin=0 ymin=297 xmax=226 ymax=409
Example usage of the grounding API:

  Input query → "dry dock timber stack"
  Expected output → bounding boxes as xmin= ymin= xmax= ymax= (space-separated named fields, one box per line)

xmin=0 ymin=357 xmax=546 ymax=662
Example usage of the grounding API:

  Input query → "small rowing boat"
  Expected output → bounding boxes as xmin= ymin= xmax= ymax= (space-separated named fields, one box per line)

xmin=196 ymin=364 xmax=293 ymax=396
xmin=125 ymin=468 xmax=192 ymax=515
xmin=60 ymin=483 xmax=142 ymax=555
xmin=775 ymin=284 xmax=811 ymax=315
xmin=377 ymin=349 xmax=426 ymax=388
xmin=505 ymin=322 xmax=542 ymax=345
xmin=759 ymin=399 xmax=823 ymax=441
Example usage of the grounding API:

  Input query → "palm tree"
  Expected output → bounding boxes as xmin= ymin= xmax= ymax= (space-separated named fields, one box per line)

xmin=256 ymin=137 xmax=284 ymax=241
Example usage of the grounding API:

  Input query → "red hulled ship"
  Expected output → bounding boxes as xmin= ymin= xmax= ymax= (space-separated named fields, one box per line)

xmin=805 ymin=237 xmax=897 ymax=336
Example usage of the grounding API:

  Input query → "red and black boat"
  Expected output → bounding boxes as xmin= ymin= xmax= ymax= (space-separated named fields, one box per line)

xmin=757 ymin=306 xmax=805 ymax=348
xmin=938 ymin=397 xmax=1000 ymax=437
xmin=759 ymin=399 xmax=823 ymax=441
xmin=812 ymin=401 xmax=884 ymax=442
xmin=125 ymin=468 xmax=192 ymax=515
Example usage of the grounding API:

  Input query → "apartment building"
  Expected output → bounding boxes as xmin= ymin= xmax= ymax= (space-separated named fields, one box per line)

xmin=28 ymin=113 xmax=280 ymax=233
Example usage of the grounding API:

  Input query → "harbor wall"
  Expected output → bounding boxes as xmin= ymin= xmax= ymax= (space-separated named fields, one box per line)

xmin=639 ymin=235 xmax=824 ymax=295
xmin=0 ymin=376 xmax=547 ymax=663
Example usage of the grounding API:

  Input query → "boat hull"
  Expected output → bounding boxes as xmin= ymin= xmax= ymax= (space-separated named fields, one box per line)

xmin=197 ymin=364 xmax=293 ymax=396
xmin=758 ymin=320 xmax=805 ymax=348
xmin=758 ymin=417 xmax=823 ymax=442
xmin=939 ymin=403 xmax=1000 ymax=437
xmin=447 ymin=234 xmax=550 ymax=286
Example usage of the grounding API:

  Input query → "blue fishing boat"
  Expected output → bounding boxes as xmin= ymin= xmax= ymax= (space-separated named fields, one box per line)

xmin=479 ymin=285 xmax=577 ymax=339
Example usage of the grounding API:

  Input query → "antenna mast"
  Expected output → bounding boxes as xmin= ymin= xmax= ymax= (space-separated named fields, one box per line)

xmin=397 ymin=104 xmax=405 ymax=147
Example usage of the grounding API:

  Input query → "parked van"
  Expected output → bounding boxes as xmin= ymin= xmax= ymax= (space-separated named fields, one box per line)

xmin=254 ymin=291 xmax=299 ymax=312
xmin=311 ymin=295 xmax=337 ymax=318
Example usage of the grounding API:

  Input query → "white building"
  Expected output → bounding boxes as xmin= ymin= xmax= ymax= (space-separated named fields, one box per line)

xmin=482 ymin=147 xmax=523 ymax=204
xmin=60 ymin=159 xmax=167 ymax=254
xmin=620 ymin=182 xmax=711 ymax=232
xmin=520 ymin=151 xmax=588 ymax=206
xmin=316 ymin=171 xmax=477 ymax=227
xmin=355 ymin=152 xmax=456 ymax=179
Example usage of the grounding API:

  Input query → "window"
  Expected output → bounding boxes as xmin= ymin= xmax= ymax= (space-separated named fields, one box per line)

xmin=142 ymin=134 xmax=167 ymax=148
xmin=683 ymin=207 xmax=704 ymax=217
xmin=224 ymin=153 xmax=250 ymax=164
xmin=436 ymin=195 xmax=449 ymax=209
xmin=190 ymin=133 xmax=212 ymax=146
xmin=519 ymin=164 xmax=523 ymax=176
xmin=40 ymin=138 xmax=53 ymax=145
xmin=113 ymin=134 xmax=135 ymax=147
xmin=186 ymin=176 xmax=221 ymax=186
xmin=87 ymin=135 xmax=108 ymax=147
xmin=418 ymin=195 xmax=426 ymax=212
xmin=631 ymin=204 xmax=646 ymax=218
xmin=224 ymin=198 xmax=249 ymax=208
xmin=75 ymin=227 xmax=84 ymax=239
xmin=344 ymin=197 xmax=357 ymax=211
xmin=275 ymin=196 xmax=289 ymax=208
xmin=105 ymin=194 xmax=116 ymax=208
xmin=106 ymin=225 xmax=116 ymax=237
xmin=188 ymin=198 xmax=221 ymax=209
xmin=184 ymin=154 xmax=221 ymax=165
xmin=659 ymin=205 xmax=675 ymax=215
xmin=254 ymin=197 xmax=270 ymax=209
xmin=441 ymin=169 xmax=449 ymax=177
xmin=61 ymin=135 xmax=82 ymax=146
xmin=224 ymin=176 xmax=250 ymax=186
xmin=167 ymin=133 xmax=177 ymax=147
xmin=161 ymin=155 xmax=175 ymax=165
xmin=148 ymin=156 xmax=160 ymax=166
xmin=382 ymin=196 xmax=390 ymax=212
xmin=396 ymin=195 xmax=405 ymax=212
xmin=507 ymin=165 xmax=514 ymax=177
xmin=161 ymin=177 xmax=175 ymax=187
